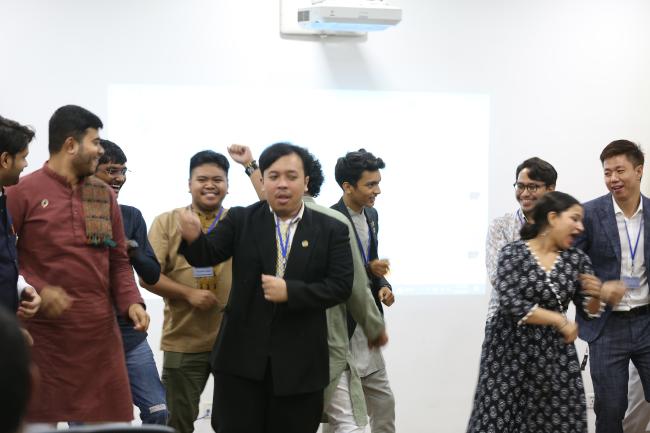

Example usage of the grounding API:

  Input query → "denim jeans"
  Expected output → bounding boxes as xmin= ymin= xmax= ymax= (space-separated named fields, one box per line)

xmin=126 ymin=340 xmax=169 ymax=425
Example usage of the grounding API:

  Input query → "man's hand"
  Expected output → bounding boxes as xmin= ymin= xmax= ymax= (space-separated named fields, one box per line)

xmin=177 ymin=209 xmax=202 ymax=243
xmin=128 ymin=304 xmax=150 ymax=332
xmin=368 ymin=329 xmax=388 ymax=349
xmin=17 ymin=286 xmax=41 ymax=319
xmin=261 ymin=274 xmax=288 ymax=303
xmin=186 ymin=290 xmax=218 ymax=310
xmin=601 ymin=280 xmax=626 ymax=306
xmin=369 ymin=259 xmax=390 ymax=278
xmin=227 ymin=144 xmax=254 ymax=166
xmin=378 ymin=286 xmax=395 ymax=307
xmin=40 ymin=285 xmax=72 ymax=318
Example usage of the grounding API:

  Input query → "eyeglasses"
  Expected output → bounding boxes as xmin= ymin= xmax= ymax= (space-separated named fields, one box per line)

xmin=103 ymin=167 xmax=129 ymax=176
xmin=513 ymin=182 xmax=546 ymax=193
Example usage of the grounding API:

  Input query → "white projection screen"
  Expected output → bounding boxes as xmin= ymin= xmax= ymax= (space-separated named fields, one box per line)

xmin=107 ymin=86 xmax=489 ymax=296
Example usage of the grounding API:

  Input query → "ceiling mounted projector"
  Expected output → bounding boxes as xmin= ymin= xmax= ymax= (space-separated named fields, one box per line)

xmin=297 ymin=1 xmax=402 ymax=32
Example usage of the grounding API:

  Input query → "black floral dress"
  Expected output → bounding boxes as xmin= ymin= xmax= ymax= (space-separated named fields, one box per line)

xmin=467 ymin=240 xmax=594 ymax=433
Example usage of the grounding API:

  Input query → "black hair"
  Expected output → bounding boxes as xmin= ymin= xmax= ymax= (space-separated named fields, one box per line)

xmin=259 ymin=142 xmax=311 ymax=176
xmin=49 ymin=105 xmax=103 ymax=154
xmin=0 ymin=307 xmax=31 ymax=433
xmin=306 ymin=152 xmax=324 ymax=198
xmin=520 ymin=191 xmax=581 ymax=240
xmin=98 ymin=139 xmax=127 ymax=165
xmin=189 ymin=150 xmax=230 ymax=178
xmin=334 ymin=148 xmax=385 ymax=188
xmin=0 ymin=115 xmax=34 ymax=156
xmin=515 ymin=157 xmax=557 ymax=186
xmin=600 ymin=139 xmax=645 ymax=167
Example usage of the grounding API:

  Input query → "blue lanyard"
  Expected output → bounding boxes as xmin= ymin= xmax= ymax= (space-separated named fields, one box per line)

xmin=516 ymin=209 xmax=526 ymax=226
xmin=275 ymin=215 xmax=296 ymax=270
xmin=206 ymin=207 xmax=224 ymax=234
xmin=356 ymin=225 xmax=372 ymax=265
xmin=623 ymin=218 xmax=644 ymax=270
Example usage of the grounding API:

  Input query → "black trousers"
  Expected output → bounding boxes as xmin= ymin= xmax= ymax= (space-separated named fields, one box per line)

xmin=211 ymin=362 xmax=323 ymax=433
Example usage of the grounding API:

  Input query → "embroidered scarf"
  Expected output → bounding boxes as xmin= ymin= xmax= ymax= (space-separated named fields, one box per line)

xmin=82 ymin=176 xmax=115 ymax=247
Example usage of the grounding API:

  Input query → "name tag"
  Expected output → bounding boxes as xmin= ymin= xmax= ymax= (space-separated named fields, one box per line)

xmin=622 ymin=276 xmax=641 ymax=290
xmin=193 ymin=267 xmax=214 ymax=278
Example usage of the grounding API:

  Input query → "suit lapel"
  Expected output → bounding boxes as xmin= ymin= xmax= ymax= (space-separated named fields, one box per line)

xmin=254 ymin=205 xmax=279 ymax=276
xmin=597 ymin=195 xmax=622 ymax=264
xmin=284 ymin=207 xmax=318 ymax=279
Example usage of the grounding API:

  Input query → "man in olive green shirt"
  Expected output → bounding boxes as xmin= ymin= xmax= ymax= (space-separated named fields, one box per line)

xmin=143 ymin=151 xmax=232 ymax=433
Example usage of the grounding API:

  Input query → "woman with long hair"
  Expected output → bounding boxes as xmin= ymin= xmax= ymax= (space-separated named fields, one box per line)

xmin=467 ymin=191 xmax=623 ymax=433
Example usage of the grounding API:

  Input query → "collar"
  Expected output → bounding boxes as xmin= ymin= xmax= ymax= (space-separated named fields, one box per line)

xmin=346 ymin=205 xmax=365 ymax=217
xmin=271 ymin=200 xmax=305 ymax=224
xmin=612 ymin=195 xmax=643 ymax=218
xmin=43 ymin=161 xmax=87 ymax=188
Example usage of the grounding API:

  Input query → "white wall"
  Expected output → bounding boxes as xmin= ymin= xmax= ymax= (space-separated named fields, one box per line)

xmin=3 ymin=1 xmax=650 ymax=432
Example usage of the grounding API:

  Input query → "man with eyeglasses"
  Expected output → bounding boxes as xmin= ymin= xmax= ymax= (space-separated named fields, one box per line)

xmin=485 ymin=157 xmax=557 ymax=320
xmin=94 ymin=139 xmax=169 ymax=425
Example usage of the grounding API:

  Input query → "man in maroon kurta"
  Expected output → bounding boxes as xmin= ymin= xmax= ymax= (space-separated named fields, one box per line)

xmin=6 ymin=105 xmax=149 ymax=423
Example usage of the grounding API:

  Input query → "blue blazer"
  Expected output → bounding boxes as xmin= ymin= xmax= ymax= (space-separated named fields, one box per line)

xmin=574 ymin=193 xmax=650 ymax=342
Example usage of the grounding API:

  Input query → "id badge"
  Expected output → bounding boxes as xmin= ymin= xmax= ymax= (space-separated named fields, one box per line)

xmin=193 ymin=267 xmax=214 ymax=278
xmin=622 ymin=276 xmax=641 ymax=290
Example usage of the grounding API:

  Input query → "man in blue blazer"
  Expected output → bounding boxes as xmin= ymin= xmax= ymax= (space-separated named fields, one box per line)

xmin=576 ymin=139 xmax=650 ymax=433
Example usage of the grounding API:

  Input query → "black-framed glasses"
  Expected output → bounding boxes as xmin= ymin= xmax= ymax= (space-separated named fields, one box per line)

xmin=513 ymin=182 xmax=546 ymax=193
xmin=103 ymin=167 xmax=129 ymax=176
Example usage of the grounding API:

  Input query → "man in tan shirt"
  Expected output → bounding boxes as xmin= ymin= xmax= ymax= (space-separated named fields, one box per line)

xmin=143 ymin=150 xmax=232 ymax=433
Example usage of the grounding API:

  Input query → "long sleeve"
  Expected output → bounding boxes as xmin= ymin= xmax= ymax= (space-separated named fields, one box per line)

xmin=495 ymin=243 xmax=538 ymax=323
xmin=345 ymin=228 xmax=384 ymax=342
xmin=179 ymin=209 xmax=237 ymax=267
xmin=108 ymin=198 xmax=144 ymax=316
xmin=127 ymin=208 xmax=160 ymax=285
xmin=286 ymin=220 xmax=353 ymax=310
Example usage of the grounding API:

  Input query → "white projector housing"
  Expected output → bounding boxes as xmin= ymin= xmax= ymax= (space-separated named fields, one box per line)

xmin=298 ymin=2 xmax=402 ymax=32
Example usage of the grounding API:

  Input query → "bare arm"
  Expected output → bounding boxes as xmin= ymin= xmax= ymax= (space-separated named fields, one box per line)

xmin=228 ymin=144 xmax=265 ymax=200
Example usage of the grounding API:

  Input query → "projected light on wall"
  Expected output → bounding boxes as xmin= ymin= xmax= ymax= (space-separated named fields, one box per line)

xmin=107 ymin=86 xmax=489 ymax=296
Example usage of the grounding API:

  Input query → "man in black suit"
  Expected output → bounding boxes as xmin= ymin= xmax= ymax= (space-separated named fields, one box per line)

xmin=330 ymin=148 xmax=396 ymax=433
xmin=178 ymin=142 xmax=353 ymax=433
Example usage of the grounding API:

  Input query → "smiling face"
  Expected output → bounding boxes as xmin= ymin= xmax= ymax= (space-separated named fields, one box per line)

xmin=547 ymin=204 xmax=585 ymax=250
xmin=71 ymin=128 xmax=103 ymax=178
xmin=189 ymin=163 xmax=229 ymax=213
xmin=262 ymin=152 xmax=309 ymax=219
xmin=0 ymin=145 xmax=29 ymax=187
xmin=95 ymin=162 xmax=127 ymax=196
xmin=515 ymin=168 xmax=555 ymax=217
xmin=603 ymin=154 xmax=643 ymax=203
xmin=344 ymin=170 xmax=382 ymax=210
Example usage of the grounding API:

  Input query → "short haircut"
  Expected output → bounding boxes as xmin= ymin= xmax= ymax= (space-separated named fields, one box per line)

xmin=259 ymin=142 xmax=310 ymax=176
xmin=600 ymin=139 xmax=645 ymax=167
xmin=334 ymin=148 xmax=385 ymax=188
xmin=520 ymin=191 xmax=581 ymax=240
xmin=306 ymin=152 xmax=324 ymax=198
xmin=98 ymin=139 xmax=127 ymax=166
xmin=49 ymin=105 xmax=103 ymax=154
xmin=515 ymin=157 xmax=558 ymax=186
xmin=0 ymin=307 xmax=31 ymax=433
xmin=0 ymin=115 xmax=35 ymax=156
xmin=189 ymin=150 xmax=230 ymax=178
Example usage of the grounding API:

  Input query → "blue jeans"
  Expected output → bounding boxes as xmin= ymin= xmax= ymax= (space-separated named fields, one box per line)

xmin=126 ymin=340 xmax=169 ymax=425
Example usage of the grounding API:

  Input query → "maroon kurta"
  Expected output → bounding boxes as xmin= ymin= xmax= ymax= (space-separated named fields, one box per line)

xmin=6 ymin=164 xmax=144 ymax=422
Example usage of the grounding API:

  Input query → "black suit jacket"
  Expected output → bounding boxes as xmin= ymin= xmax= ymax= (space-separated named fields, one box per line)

xmin=331 ymin=198 xmax=392 ymax=337
xmin=180 ymin=201 xmax=353 ymax=395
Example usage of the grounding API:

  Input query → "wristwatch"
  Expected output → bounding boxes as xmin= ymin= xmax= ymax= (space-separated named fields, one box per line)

xmin=244 ymin=160 xmax=259 ymax=177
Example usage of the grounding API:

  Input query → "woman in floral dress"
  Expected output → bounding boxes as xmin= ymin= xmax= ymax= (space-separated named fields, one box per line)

xmin=467 ymin=192 xmax=623 ymax=433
